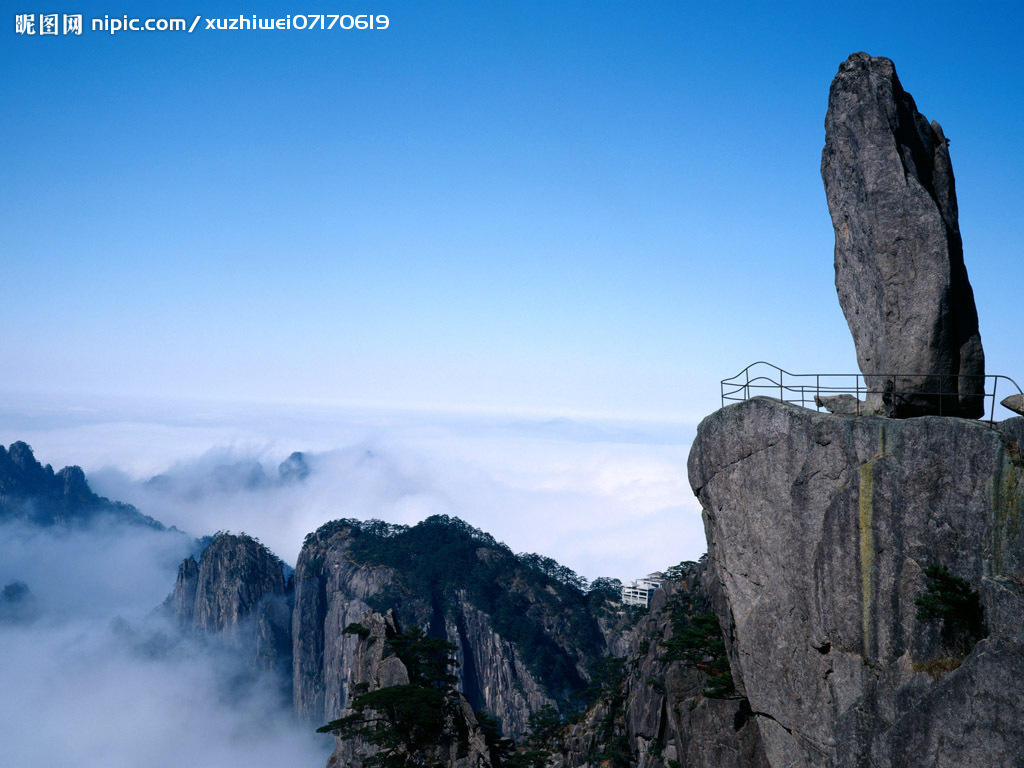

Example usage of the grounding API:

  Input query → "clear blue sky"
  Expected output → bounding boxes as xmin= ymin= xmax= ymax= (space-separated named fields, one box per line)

xmin=4 ymin=0 xmax=1023 ymax=421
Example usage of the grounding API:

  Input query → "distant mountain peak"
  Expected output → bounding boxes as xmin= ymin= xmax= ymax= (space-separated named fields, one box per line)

xmin=0 ymin=441 xmax=165 ymax=530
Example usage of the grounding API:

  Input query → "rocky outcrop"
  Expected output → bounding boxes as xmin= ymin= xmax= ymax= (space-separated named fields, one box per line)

xmin=168 ymin=514 xmax=608 ymax=748
xmin=1002 ymin=394 xmax=1024 ymax=416
xmin=292 ymin=522 xmax=396 ymax=724
xmin=0 ymin=441 xmax=164 ymax=529
xmin=821 ymin=53 xmax=984 ymax=418
xmin=292 ymin=517 xmax=606 ymax=739
xmin=445 ymin=591 xmax=556 ymax=738
xmin=689 ymin=397 xmax=1024 ymax=767
xmin=171 ymin=533 xmax=291 ymax=679
xmin=325 ymin=610 xmax=497 ymax=768
xmin=553 ymin=572 xmax=767 ymax=768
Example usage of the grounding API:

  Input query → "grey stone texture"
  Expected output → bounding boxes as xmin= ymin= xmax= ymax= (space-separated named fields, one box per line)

xmin=814 ymin=394 xmax=885 ymax=417
xmin=325 ymin=610 xmax=497 ymax=768
xmin=291 ymin=523 xmax=395 ymax=724
xmin=554 ymin=573 xmax=768 ymax=768
xmin=1001 ymin=394 xmax=1024 ymax=416
xmin=290 ymin=523 xmax=558 ymax=737
xmin=171 ymin=532 xmax=291 ymax=678
xmin=822 ymin=52 xmax=985 ymax=418
xmin=689 ymin=397 xmax=1024 ymax=767
xmin=444 ymin=590 xmax=556 ymax=738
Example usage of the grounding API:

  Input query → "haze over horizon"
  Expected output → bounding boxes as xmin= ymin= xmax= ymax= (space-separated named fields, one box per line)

xmin=5 ymin=0 xmax=1024 ymax=584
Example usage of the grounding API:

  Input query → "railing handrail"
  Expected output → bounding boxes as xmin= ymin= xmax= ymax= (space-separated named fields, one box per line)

xmin=720 ymin=362 xmax=1023 ymax=423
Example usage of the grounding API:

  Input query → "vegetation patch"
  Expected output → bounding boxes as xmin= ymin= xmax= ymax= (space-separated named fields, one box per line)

xmin=318 ymin=627 xmax=465 ymax=767
xmin=661 ymin=594 xmax=735 ymax=699
xmin=911 ymin=656 xmax=963 ymax=680
xmin=915 ymin=563 xmax=986 ymax=659
xmin=311 ymin=515 xmax=608 ymax=705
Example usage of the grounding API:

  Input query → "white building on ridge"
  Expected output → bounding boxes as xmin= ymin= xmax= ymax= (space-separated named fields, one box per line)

xmin=621 ymin=572 xmax=664 ymax=607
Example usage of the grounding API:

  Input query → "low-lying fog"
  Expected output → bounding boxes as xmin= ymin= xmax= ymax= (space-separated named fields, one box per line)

xmin=0 ymin=398 xmax=704 ymax=767
xmin=0 ymin=520 xmax=333 ymax=767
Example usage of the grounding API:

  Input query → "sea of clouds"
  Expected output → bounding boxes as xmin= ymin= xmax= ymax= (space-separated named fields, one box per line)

xmin=0 ymin=395 xmax=703 ymax=767
xmin=4 ymin=396 xmax=705 ymax=579
xmin=0 ymin=518 xmax=333 ymax=767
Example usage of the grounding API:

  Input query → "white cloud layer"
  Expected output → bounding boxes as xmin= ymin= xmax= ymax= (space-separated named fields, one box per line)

xmin=4 ymin=396 xmax=706 ymax=580
xmin=0 ymin=521 xmax=332 ymax=768
xmin=0 ymin=396 xmax=705 ymax=767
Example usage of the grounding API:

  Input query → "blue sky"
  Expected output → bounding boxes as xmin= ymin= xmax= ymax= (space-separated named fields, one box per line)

xmin=3 ymin=2 xmax=1024 ymax=574
xmin=5 ymin=0 xmax=1021 ymax=419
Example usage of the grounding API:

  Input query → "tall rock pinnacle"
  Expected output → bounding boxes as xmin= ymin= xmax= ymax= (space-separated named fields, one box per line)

xmin=821 ymin=53 xmax=985 ymax=418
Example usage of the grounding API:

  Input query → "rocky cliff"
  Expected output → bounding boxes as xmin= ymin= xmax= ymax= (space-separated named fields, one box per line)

xmin=0 ymin=441 xmax=164 ymax=529
xmin=322 ymin=610 xmax=499 ymax=768
xmin=545 ymin=565 xmax=766 ymax=768
xmin=171 ymin=532 xmax=292 ymax=683
xmin=292 ymin=520 xmax=397 ymax=723
xmin=689 ymin=397 xmax=1024 ymax=767
xmin=292 ymin=516 xmax=606 ymax=738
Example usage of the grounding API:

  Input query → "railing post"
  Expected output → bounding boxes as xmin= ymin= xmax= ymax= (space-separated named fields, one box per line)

xmin=991 ymin=376 xmax=998 ymax=424
xmin=779 ymin=370 xmax=784 ymax=404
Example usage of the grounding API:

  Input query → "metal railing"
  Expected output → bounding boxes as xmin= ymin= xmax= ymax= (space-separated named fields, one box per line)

xmin=721 ymin=362 xmax=1023 ymax=423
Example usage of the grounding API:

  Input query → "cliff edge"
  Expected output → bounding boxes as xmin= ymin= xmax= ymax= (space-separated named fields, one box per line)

xmin=689 ymin=397 xmax=1024 ymax=767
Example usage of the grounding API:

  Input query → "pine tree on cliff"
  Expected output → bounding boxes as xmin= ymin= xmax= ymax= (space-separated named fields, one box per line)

xmin=318 ymin=626 xmax=462 ymax=768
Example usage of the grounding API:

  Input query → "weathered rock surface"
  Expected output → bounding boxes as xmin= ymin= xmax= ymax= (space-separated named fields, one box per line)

xmin=325 ymin=610 xmax=497 ymax=768
xmin=445 ymin=591 xmax=557 ymax=738
xmin=1002 ymin=394 xmax=1024 ymax=416
xmin=822 ymin=53 xmax=985 ymax=418
xmin=292 ymin=522 xmax=395 ymax=724
xmin=689 ymin=397 xmax=1024 ymax=767
xmin=555 ymin=573 xmax=768 ymax=768
xmin=171 ymin=533 xmax=291 ymax=679
xmin=292 ymin=517 xmax=604 ymax=739
xmin=814 ymin=394 xmax=885 ymax=417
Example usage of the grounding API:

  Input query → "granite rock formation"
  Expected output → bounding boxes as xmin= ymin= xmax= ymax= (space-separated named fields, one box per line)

xmin=171 ymin=533 xmax=291 ymax=681
xmin=172 ymin=516 xmax=606 ymax=744
xmin=0 ymin=441 xmax=165 ymax=529
xmin=291 ymin=521 xmax=398 ymax=723
xmin=291 ymin=517 xmax=595 ymax=737
xmin=1002 ymin=394 xmax=1024 ymax=416
xmin=689 ymin=397 xmax=1024 ymax=767
xmin=554 ymin=570 xmax=768 ymax=768
xmin=324 ymin=610 xmax=498 ymax=768
xmin=821 ymin=53 xmax=984 ymax=418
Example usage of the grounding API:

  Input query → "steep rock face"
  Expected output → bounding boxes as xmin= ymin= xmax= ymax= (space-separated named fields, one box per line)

xmin=0 ymin=441 xmax=164 ymax=529
xmin=445 ymin=590 xmax=556 ymax=738
xmin=293 ymin=517 xmax=606 ymax=739
xmin=555 ymin=574 xmax=767 ymax=768
xmin=292 ymin=522 xmax=395 ymax=724
xmin=689 ymin=397 xmax=1024 ymax=767
xmin=172 ymin=533 xmax=290 ymax=678
xmin=821 ymin=53 xmax=984 ymax=417
xmin=325 ymin=610 xmax=497 ymax=768
xmin=171 ymin=555 xmax=199 ymax=622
